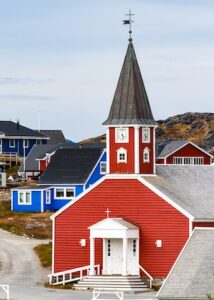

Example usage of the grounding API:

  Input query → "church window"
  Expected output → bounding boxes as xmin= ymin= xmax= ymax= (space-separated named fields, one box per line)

xmin=133 ymin=239 xmax=136 ymax=257
xmin=142 ymin=128 xmax=150 ymax=143
xmin=117 ymin=147 xmax=127 ymax=163
xmin=143 ymin=147 xmax=150 ymax=163
xmin=107 ymin=239 xmax=111 ymax=257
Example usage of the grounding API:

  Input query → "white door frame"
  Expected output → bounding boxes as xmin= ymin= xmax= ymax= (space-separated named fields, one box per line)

xmin=0 ymin=139 xmax=2 ymax=153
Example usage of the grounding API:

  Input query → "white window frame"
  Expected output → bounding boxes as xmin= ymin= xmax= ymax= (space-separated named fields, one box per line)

xmin=143 ymin=147 xmax=150 ymax=163
xmin=54 ymin=187 xmax=75 ymax=199
xmin=9 ymin=139 xmax=16 ymax=148
xmin=173 ymin=157 xmax=204 ymax=165
xmin=23 ymin=140 xmax=29 ymax=148
xmin=46 ymin=190 xmax=51 ymax=204
xmin=100 ymin=162 xmax=107 ymax=174
xmin=142 ymin=128 xmax=150 ymax=143
xmin=117 ymin=147 xmax=127 ymax=163
xmin=18 ymin=191 xmax=32 ymax=205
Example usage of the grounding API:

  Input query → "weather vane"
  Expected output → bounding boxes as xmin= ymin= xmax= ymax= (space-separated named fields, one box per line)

xmin=123 ymin=9 xmax=135 ymax=42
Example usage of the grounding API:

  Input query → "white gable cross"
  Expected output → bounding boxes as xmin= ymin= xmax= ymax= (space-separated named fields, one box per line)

xmin=105 ymin=208 xmax=111 ymax=218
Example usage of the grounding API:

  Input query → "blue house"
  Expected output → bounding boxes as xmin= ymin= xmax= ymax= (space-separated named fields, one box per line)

xmin=11 ymin=147 xmax=106 ymax=212
xmin=0 ymin=121 xmax=49 ymax=158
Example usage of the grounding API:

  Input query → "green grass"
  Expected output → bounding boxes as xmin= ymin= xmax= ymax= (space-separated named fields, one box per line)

xmin=34 ymin=242 xmax=52 ymax=268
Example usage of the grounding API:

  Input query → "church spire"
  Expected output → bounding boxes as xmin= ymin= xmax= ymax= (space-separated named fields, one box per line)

xmin=103 ymin=40 xmax=156 ymax=126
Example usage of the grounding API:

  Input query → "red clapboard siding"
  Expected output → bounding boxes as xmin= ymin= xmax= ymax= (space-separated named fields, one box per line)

xmin=156 ymin=158 xmax=165 ymax=164
xmin=139 ymin=127 xmax=154 ymax=174
xmin=166 ymin=144 xmax=211 ymax=164
xmin=39 ymin=160 xmax=47 ymax=171
xmin=193 ymin=222 xmax=214 ymax=229
xmin=54 ymin=179 xmax=189 ymax=278
xmin=109 ymin=127 xmax=135 ymax=173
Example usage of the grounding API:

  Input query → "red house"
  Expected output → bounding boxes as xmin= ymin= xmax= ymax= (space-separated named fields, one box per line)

xmin=50 ymin=38 xmax=214 ymax=290
xmin=156 ymin=140 xmax=212 ymax=165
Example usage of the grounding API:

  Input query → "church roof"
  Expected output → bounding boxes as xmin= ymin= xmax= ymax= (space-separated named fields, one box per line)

xmin=157 ymin=228 xmax=214 ymax=299
xmin=103 ymin=42 xmax=156 ymax=126
xmin=144 ymin=165 xmax=214 ymax=220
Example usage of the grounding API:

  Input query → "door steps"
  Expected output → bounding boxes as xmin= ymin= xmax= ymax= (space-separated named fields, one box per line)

xmin=73 ymin=275 xmax=150 ymax=293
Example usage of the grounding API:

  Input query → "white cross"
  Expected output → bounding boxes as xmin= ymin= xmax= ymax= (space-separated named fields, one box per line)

xmin=105 ymin=208 xmax=111 ymax=218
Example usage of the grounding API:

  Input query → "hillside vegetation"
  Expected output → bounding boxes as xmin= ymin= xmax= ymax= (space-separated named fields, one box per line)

xmin=80 ymin=112 xmax=214 ymax=155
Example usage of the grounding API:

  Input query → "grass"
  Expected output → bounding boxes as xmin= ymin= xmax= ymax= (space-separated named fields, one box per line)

xmin=34 ymin=242 xmax=52 ymax=267
xmin=0 ymin=201 xmax=52 ymax=239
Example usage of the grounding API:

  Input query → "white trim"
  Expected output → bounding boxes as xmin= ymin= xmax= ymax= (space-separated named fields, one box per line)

xmin=104 ymin=124 xmax=158 ymax=128
xmin=189 ymin=219 xmax=192 ymax=236
xmin=157 ymin=227 xmax=214 ymax=298
xmin=3 ymin=136 xmax=49 ymax=140
xmin=106 ymin=128 xmax=110 ymax=174
xmin=85 ymin=150 xmax=106 ymax=186
xmin=158 ymin=141 xmax=213 ymax=159
xmin=193 ymin=219 xmax=214 ymax=222
xmin=153 ymin=128 xmax=156 ymax=174
xmin=41 ymin=190 xmax=44 ymax=212
xmin=134 ymin=127 xmax=140 ymax=174
xmin=18 ymin=190 xmax=32 ymax=205
xmin=137 ymin=177 xmax=194 ymax=220
xmin=143 ymin=147 xmax=150 ymax=163
xmin=52 ymin=217 xmax=55 ymax=273
xmin=54 ymin=187 xmax=75 ymax=199
xmin=51 ymin=176 xmax=107 ymax=219
xmin=11 ymin=190 xmax=14 ymax=211
xmin=23 ymin=140 xmax=29 ymax=148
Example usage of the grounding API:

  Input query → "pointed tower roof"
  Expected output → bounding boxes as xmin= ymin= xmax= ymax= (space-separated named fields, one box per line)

xmin=103 ymin=42 xmax=156 ymax=126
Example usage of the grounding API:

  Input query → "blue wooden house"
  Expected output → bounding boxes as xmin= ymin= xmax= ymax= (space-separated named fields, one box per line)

xmin=0 ymin=121 xmax=49 ymax=158
xmin=11 ymin=147 xmax=106 ymax=212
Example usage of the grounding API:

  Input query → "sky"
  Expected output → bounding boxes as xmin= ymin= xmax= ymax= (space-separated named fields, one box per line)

xmin=0 ymin=0 xmax=214 ymax=142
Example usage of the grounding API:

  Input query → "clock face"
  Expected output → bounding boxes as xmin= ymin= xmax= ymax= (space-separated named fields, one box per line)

xmin=116 ymin=128 xmax=129 ymax=143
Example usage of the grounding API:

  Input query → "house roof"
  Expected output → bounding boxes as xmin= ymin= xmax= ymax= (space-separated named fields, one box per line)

xmin=18 ymin=144 xmax=60 ymax=173
xmin=0 ymin=121 xmax=48 ymax=138
xmin=156 ymin=140 xmax=212 ymax=158
xmin=103 ymin=42 xmax=156 ymax=126
xmin=144 ymin=165 xmax=214 ymax=220
xmin=38 ymin=147 xmax=105 ymax=185
xmin=158 ymin=228 xmax=214 ymax=300
xmin=39 ymin=130 xmax=66 ymax=144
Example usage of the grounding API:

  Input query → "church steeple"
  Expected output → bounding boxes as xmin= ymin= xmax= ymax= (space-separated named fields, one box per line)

xmin=103 ymin=41 xmax=156 ymax=126
xmin=104 ymin=35 xmax=156 ymax=175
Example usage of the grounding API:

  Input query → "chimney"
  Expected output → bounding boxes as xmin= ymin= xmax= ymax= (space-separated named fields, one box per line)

xmin=17 ymin=120 xmax=20 ymax=130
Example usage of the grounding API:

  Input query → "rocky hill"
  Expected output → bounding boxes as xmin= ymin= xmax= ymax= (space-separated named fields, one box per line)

xmin=80 ymin=112 xmax=214 ymax=155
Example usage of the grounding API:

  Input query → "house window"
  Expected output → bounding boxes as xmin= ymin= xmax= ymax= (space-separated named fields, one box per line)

xmin=143 ymin=147 xmax=150 ymax=163
xmin=117 ymin=148 xmax=127 ymax=163
xmin=18 ymin=191 xmax=31 ymax=205
xmin=9 ymin=139 xmax=15 ymax=148
xmin=55 ymin=188 xmax=75 ymax=199
xmin=46 ymin=190 xmax=51 ymax=204
xmin=23 ymin=140 xmax=29 ymax=148
xmin=100 ymin=162 xmax=107 ymax=174
xmin=142 ymin=128 xmax=150 ymax=143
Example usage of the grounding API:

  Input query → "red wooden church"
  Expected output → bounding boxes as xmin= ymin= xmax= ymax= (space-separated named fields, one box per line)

xmin=49 ymin=37 xmax=214 ymax=289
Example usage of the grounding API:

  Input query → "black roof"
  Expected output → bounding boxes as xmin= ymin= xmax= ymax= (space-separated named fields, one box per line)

xmin=103 ymin=42 xmax=156 ymax=126
xmin=0 ymin=121 xmax=48 ymax=138
xmin=38 ymin=148 xmax=104 ymax=185
xmin=39 ymin=130 xmax=66 ymax=144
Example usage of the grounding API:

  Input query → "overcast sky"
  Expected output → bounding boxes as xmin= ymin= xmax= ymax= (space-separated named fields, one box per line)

xmin=0 ymin=0 xmax=213 ymax=141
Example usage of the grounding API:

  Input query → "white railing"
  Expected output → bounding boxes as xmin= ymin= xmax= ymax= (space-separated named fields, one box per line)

xmin=0 ymin=285 xmax=10 ymax=300
xmin=139 ymin=265 xmax=153 ymax=289
xmin=48 ymin=264 xmax=100 ymax=285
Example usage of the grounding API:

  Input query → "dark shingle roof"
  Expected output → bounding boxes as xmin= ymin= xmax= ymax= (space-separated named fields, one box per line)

xmin=158 ymin=228 xmax=214 ymax=299
xmin=157 ymin=140 xmax=188 ymax=158
xmin=39 ymin=130 xmax=66 ymax=144
xmin=0 ymin=121 xmax=48 ymax=138
xmin=38 ymin=148 xmax=104 ymax=185
xmin=103 ymin=42 xmax=156 ymax=126
xmin=144 ymin=165 xmax=214 ymax=220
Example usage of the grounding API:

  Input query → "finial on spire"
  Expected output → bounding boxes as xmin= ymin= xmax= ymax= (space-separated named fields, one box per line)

xmin=123 ymin=9 xmax=135 ymax=42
